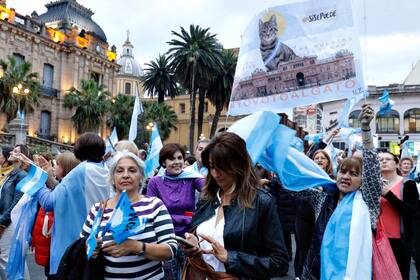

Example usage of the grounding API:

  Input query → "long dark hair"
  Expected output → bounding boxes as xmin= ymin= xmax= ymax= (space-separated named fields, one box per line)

xmin=201 ymin=132 xmax=259 ymax=208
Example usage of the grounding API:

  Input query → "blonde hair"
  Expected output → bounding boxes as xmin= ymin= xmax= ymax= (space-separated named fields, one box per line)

xmin=56 ymin=152 xmax=80 ymax=177
xmin=115 ymin=140 xmax=139 ymax=155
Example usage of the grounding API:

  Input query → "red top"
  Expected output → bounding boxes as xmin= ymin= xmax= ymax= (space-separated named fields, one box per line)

xmin=379 ymin=179 xmax=402 ymax=239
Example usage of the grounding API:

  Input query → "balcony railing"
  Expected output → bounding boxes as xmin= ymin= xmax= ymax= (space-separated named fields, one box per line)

xmin=42 ymin=86 xmax=59 ymax=97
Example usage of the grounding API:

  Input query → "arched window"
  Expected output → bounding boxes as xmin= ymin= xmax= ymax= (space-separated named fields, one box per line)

xmin=348 ymin=110 xmax=361 ymax=128
xmin=376 ymin=110 xmax=399 ymax=133
xmin=404 ymin=108 xmax=420 ymax=133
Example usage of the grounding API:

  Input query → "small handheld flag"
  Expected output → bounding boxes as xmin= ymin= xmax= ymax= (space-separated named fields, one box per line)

xmin=378 ymin=90 xmax=395 ymax=116
xmin=16 ymin=163 xmax=48 ymax=196
xmin=145 ymin=123 xmax=163 ymax=178
xmin=86 ymin=207 xmax=103 ymax=259
xmin=104 ymin=191 xmax=147 ymax=244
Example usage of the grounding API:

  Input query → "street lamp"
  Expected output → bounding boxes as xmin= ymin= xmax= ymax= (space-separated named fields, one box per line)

xmin=12 ymin=83 xmax=30 ymax=120
xmin=146 ymin=122 xmax=154 ymax=131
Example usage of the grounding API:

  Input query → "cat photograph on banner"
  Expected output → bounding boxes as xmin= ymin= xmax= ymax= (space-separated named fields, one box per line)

xmin=228 ymin=0 xmax=365 ymax=116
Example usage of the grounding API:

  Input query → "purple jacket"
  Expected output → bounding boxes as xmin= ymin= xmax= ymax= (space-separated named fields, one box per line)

xmin=147 ymin=172 xmax=205 ymax=236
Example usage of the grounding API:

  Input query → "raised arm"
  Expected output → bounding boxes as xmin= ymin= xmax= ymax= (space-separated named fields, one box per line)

xmin=359 ymin=104 xmax=382 ymax=229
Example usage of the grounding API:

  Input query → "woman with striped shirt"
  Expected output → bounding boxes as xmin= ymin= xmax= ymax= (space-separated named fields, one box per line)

xmin=81 ymin=151 xmax=177 ymax=279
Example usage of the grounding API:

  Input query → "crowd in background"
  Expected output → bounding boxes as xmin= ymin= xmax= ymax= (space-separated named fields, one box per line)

xmin=0 ymin=105 xmax=420 ymax=280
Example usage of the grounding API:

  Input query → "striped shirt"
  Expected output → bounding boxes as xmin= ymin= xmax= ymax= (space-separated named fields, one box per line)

xmin=81 ymin=196 xmax=178 ymax=279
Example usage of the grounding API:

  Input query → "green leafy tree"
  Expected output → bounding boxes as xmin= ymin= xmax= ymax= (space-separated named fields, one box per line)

xmin=64 ymin=79 xmax=111 ymax=133
xmin=207 ymin=49 xmax=237 ymax=137
xmin=137 ymin=102 xmax=178 ymax=145
xmin=0 ymin=56 xmax=41 ymax=122
xmin=107 ymin=93 xmax=135 ymax=139
xmin=167 ymin=24 xmax=222 ymax=151
xmin=142 ymin=54 xmax=178 ymax=103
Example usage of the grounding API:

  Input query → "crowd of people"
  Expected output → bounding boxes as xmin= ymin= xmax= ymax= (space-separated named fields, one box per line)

xmin=0 ymin=104 xmax=420 ymax=280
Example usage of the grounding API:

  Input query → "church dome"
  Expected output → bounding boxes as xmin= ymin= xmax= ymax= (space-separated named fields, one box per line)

xmin=116 ymin=34 xmax=144 ymax=77
xmin=39 ymin=0 xmax=107 ymax=42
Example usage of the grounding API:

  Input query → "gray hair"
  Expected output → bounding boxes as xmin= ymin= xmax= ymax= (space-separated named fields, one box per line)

xmin=108 ymin=150 xmax=146 ymax=188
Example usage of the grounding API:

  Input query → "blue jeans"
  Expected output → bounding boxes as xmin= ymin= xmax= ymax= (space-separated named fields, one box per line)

xmin=163 ymin=249 xmax=185 ymax=280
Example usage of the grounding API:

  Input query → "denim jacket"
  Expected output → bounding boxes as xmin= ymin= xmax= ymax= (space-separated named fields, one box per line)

xmin=0 ymin=168 xmax=26 ymax=227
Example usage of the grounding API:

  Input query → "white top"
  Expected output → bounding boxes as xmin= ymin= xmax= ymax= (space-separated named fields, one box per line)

xmin=196 ymin=191 xmax=226 ymax=272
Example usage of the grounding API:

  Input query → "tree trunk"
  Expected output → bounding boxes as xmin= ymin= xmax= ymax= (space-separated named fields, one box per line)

xmin=188 ymin=71 xmax=196 ymax=153
xmin=210 ymin=102 xmax=223 ymax=138
xmin=158 ymin=92 xmax=164 ymax=103
xmin=197 ymin=88 xmax=205 ymax=141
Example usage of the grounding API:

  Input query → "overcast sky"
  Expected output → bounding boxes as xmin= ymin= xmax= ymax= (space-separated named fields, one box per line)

xmin=8 ymin=0 xmax=420 ymax=86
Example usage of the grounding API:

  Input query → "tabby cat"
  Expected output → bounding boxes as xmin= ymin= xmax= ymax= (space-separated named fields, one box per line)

xmin=259 ymin=15 xmax=299 ymax=71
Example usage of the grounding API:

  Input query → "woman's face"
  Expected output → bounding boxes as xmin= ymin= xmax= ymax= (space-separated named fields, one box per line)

xmin=164 ymin=150 xmax=184 ymax=175
xmin=8 ymin=146 xmax=21 ymax=163
xmin=336 ymin=166 xmax=362 ymax=194
xmin=209 ymin=160 xmax=235 ymax=191
xmin=313 ymin=152 xmax=329 ymax=171
xmin=400 ymin=160 xmax=413 ymax=174
xmin=113 ymin=157 xmax=142 ymax=193
xmin=54 ymin=162 xmax=64 ymax=180
xmin=379 ymin=153 xmax=398 ymax=173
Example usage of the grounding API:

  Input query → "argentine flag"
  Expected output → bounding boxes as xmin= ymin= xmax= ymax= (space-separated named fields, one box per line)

xmin=145 ymin=123 xmax=163 ymax=178
xmin=104 ymin=191 xmax=148 ymax=244
xmin=378 ymin=90 xmax=395 ymax=116
xmin=304 ymin=132 xmax=324 ymax=143
xmin=86 ymin=207 xmax=103 ymax=259
xmin=16 ymin=163 xmax=48 ymax=196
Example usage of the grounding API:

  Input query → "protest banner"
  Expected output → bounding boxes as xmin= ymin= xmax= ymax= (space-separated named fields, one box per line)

xmin=228 ymin=0 xmax=364 ymax=115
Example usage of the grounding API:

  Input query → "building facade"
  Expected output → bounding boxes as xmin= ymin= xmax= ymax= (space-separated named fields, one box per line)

xmin=321 ymin=79 xmax=420 ymax=154
xmin=0 ymin=0 xmax=119 ymax=144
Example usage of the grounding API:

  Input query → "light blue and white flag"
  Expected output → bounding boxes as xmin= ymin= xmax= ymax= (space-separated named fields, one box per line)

xmin=104 ymin=191 xmax=148 ymax=244
xmin=290 ymin=136 xmax=304 ymax=152
xmin=337 ymin=92 xmax=367 ymax=128
xmin=279 ymin=147 xmax=336 ymax=191
xmin=414 ymin=151 xmax=420 ymax=179
xmin=378 ymin=90 xmax=395 ymax=116
xmin=145 ymin=123 xmax=163 ymax=178
xmin=304 ymin=133 xmax=324 ymax=144
xmin=16 ymin=163 xmax=48 ymax=196
xmin=321 ymin=191 xmax=372 ymax=280
xmin=128 ymin=91 xmax=144 ymax=142
xmin=105 ymin=127 xmax=119 ymax=154
xmin=227 ymin=111 xmax=335 ymax=190
xmin=86 ymin=207 xmax=103 ymax=259
xmin=400 ymin=141 xmax=412 ymax=159
xmin=6 ymin=196 xmax=38 ymax=280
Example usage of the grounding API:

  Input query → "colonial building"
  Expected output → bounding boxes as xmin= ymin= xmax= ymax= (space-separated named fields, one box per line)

xmin=0 ymin=0 xmax=119 ymax=144
xmin=321 ymin=62 xmax=420 ymax=155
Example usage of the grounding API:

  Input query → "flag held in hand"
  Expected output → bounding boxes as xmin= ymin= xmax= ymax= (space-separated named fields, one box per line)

xmin=105 ymin=191 xmax=148 ymax=244
xmin=16 ymin=163 xmax=48 ymax=196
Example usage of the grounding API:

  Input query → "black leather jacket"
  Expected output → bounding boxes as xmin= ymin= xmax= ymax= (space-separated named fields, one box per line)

xmin=0 ymin=168 xmax=26 ymax=227
xmin=190 ymin=188 xmax=289 ymax=279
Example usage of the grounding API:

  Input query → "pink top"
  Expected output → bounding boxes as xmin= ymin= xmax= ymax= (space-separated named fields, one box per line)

xmin=379 ymin=179 xmax=402 ymax=239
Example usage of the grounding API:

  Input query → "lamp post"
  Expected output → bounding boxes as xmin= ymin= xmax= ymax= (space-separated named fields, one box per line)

xmin=145 ymin=122 xmax=154 ymax=145
xmin=9 ymin=83 xmax=30 ymax=145
xmin=12 ymin=83 xmax=30 ymax=120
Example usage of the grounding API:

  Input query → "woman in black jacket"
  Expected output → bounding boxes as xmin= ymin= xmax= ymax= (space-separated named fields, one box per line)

xmin=182 ymin=132 xmax=289 ymax=279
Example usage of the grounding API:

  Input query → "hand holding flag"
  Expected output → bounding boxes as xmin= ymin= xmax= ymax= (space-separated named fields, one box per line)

xmin=104 ymin=191 xmax=147 ymax=244
xmin=16 ymin=162 xmax=48 ymax=196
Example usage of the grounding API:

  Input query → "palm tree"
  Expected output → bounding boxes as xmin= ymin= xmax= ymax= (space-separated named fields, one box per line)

xmin=0 ymin=56 xmax=41 ymax=122
xmin=207 ymin=49 xmax=237 ymax=137
xmin=107 ymin=93 xmax=135 ymax=139
xmin=64 ymin=79 xmax=112 ymax=133
xmin=167 ymin=24 xmax=222 ymax=151
xmin=137 ymin=102 xmax=178 ymax=144
xmin=142 ymin=54 xmax=178 ymax=103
